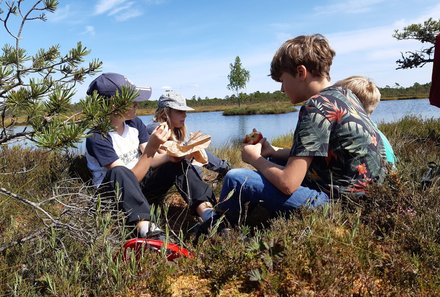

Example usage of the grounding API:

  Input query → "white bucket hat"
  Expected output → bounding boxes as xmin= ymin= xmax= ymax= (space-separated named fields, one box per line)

xmin=158 ymin=90 xmax=194 ymax=111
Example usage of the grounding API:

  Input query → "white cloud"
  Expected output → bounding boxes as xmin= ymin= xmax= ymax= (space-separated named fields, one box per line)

xmin=328 ymin=26 xmax=397 ymax=55
xmin=99 ymin=55 xmax=232 ymax=99
xmin=367 ymin=48 xmax=403 ymax=61
xmin=314 ymin=0 xmax=385 ymax=15
xmin=94 ymin=0 xmax=143 ymax=22
xmin=74 ymin=1 xmax=437 ymax=102
xmin=82 ymin=26 xmax=96 ymax=37
xmin=144 ymin=0 xmax=167 ymax=4
xmin=327 ymin=18 xmax=433 ymax=59
xmin=270 ymin=4 xmax=438 ymax=89
xmin=48 ymin=4 xmax=72 ymax=22
xmin=325 ymin=22 xmax=431 ymax=86
xmin=409 ymin=3 xmax=440 ymax=24
xmin=108 ymin=2 xmax=134 ymax=16
xmin=95 ymin=0 xmax=128 ymax=15
xmin=115 ymin=9 xmax=143 ymax=22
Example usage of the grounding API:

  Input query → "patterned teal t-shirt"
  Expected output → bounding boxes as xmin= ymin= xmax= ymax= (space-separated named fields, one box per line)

xmin=290 ymin=86 xmax=386 ymax=196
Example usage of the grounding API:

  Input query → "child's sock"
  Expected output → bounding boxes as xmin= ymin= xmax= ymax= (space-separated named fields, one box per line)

xmin=200 ymin=208 xmax=215 ymax=222
xmin=138 ymin=221 xmax=161 ymax=238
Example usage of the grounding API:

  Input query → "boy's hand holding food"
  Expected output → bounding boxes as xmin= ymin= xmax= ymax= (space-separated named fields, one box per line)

xmin=243 ymin=128 xmax=263 ymax=145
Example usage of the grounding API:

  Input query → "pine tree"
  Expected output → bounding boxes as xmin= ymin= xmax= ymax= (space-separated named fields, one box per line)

xmin=0 ymin=0 xmax=148 ymax=253
xmin=393 ymin=18 xmax=440 ymax=69
xmin=0 ymin=0 xmax=138 ymax=150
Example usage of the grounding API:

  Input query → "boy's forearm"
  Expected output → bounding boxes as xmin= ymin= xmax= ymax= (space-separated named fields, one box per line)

xmin=271 ymin=148 xmax=290 ymax=160
xmin=252 ymin=156 xmax=292 ymax=194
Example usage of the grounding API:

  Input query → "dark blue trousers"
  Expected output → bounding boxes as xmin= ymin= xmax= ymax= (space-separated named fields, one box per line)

xmin=99 ymin=160 xmax=215 ymax=225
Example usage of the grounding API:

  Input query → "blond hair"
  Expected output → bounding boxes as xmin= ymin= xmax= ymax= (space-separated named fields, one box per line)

xmin=334 ymin=76 xmax=381 ymax=115
xmin=153 ymin=107 xmax=187 ymax=142
xmin=270 ymin=34 xmax=336 ymax=82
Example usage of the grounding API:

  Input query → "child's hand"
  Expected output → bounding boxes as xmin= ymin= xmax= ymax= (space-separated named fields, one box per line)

xmin=260 ymin=138 xmax=275 ymax=158
xmin=242 ymin=141 xmax=262 ymax=165
xmin=147 ymin=122 xmax=171 ymax=151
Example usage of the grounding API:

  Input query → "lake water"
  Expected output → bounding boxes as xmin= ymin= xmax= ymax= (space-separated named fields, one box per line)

xmin=140 ymin=98 xmax=440 ymax=148
xmin=8 ymin=98 xmax=440 ymax=152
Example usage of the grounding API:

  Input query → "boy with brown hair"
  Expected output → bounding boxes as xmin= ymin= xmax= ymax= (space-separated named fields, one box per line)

xmin=203 ymin=34 xmax=387 ymax=230
xmin=334 ymin=75 xmax=397 ymax=166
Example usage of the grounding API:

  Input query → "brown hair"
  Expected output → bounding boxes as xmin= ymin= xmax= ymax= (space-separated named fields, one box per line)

xmin=334 ymin=76 xmax=381 ymax=115
xmin=270 ymin=34 xmax=336 ymax=82
xmin=153 ymin=107 xmax=187 ymax=142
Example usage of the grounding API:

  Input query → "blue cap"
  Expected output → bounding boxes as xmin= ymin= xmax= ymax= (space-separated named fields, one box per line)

xmin=87 ymin=72 xmax=152 ymax=102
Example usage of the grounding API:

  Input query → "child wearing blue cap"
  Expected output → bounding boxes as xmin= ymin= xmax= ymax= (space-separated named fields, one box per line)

xmin=85 ymin=73 xmax=216 ymax=240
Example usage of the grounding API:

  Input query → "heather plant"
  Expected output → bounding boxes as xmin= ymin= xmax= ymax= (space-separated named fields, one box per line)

xmin=1 ymin=116 xmax=440 ymax=296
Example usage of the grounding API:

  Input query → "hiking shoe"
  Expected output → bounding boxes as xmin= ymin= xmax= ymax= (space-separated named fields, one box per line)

xmin=195 ymin=214 xmax=229 ymax=238
xmin=216 ymin=162 xmax=231 ymax=180
xmin=421 ymin=161 xmax=440 ymax=189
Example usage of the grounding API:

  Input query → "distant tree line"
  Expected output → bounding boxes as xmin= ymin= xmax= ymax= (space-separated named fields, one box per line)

xmin=183 ymin=82 xmax=431 ymax=106
xmin=185 ymin=90 xmax=289 ymax=107
xmin=68 ymin=82 xmax=431 ymax=113
xmin=379 ymin=82 xmax=431 ymax=99
xmin=184 ymin=82 xmax=431 ymax=105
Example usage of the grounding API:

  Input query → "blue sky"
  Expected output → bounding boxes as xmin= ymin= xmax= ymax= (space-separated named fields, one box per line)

xmin=4 ymin=0 xmax=440 ymax=102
